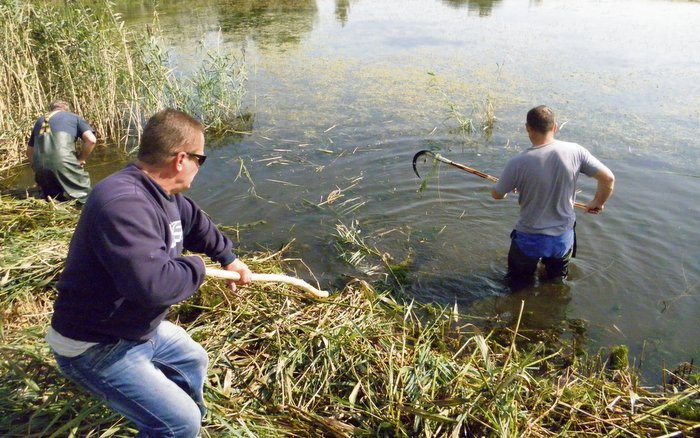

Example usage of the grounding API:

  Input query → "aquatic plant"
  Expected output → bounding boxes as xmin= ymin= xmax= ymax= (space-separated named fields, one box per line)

xmin=427 ymin=71 xmax=499 ymax=141
xmin=177 ymin=50 xmax=248 ymax=136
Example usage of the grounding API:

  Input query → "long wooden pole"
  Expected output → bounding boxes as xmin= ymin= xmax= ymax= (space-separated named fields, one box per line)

xmin=206 ymin=268 xmax=329 ymax=298
xmin=413 ymin=150 xmax=588 ymax=210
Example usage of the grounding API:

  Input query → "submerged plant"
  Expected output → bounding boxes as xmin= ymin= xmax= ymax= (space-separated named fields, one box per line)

xmin=417 ymin=156 xmax=440 ymax=192
xmin=427 ymin=70 xmax=501 ymax=142
xmin=428 ymin=73 xmax=476 ymax=137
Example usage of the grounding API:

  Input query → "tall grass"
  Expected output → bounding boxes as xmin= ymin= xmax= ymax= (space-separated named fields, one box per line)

xmin=1 ymin=196 xmax=698 ymax=436
xmin=0 ymin=0 xmax=247 ymax=172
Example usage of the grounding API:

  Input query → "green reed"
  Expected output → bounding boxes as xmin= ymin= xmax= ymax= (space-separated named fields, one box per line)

xmin=0 ymin=0 xmax=247 ymax=172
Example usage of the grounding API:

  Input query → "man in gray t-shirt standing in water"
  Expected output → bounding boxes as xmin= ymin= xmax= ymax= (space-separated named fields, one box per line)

xmin=491 ymin=105 xmax=615 ymax=287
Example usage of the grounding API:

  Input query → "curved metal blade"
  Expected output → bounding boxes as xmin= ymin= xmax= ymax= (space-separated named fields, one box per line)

xmin=412 ymin=150 xmax=435 ymax=178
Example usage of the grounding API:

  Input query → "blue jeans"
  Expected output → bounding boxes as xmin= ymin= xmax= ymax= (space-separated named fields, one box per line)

xmin=53 ymin=321 xmax=208 ymax=438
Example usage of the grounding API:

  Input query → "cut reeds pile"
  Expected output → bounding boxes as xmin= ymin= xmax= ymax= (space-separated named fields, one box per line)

xmin=1 ymin=195 xmax=698 ymax=437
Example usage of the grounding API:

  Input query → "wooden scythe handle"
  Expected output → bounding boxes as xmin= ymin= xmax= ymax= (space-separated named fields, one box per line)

xmin=432 ymin=152 xmax=499 ymax=183
xmin=415 ymin=150 xmax=588 ymax=210
xmin=205 ymin=268 xmax=329 ymax=298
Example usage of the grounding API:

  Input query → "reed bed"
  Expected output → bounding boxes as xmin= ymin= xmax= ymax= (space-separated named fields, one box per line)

xmin=1 ymin=196 xmax=698 ymax=437
xmin=0 ymin=0 xmax=247 ymax=172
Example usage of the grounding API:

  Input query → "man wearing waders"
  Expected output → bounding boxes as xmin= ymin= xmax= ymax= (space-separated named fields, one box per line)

xmin=27 ymin=100 xmax=96 ymax=203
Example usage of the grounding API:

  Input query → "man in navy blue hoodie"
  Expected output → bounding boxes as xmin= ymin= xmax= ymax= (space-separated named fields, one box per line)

xmin=46 ymin=108 xmax=252 ymax=437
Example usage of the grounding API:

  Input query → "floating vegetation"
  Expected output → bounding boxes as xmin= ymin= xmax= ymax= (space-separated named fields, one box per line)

xmin=335 ymin=220 xmax=385 ymax=277
xmin=234 ymin=158 xmax=261 ymax=199
xmin=0 ymin=195 xmax=699 ymax=436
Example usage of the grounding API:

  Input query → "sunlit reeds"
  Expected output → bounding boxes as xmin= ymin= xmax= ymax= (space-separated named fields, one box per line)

xmin=0 ymin=0 xmax=247 ymax=173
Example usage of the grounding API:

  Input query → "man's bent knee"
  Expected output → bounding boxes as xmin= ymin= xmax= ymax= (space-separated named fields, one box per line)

xmin=139 ymin=402 xmax=202 ymax=438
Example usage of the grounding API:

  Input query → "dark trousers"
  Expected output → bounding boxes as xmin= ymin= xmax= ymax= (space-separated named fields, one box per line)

xmin=506 ymin=239 xmax=573 ymax=286
xmin=35 ymin=169 xmax=68 ymax=201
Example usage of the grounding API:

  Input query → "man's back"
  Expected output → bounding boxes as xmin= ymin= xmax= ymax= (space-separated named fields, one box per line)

xmin=494 ymin=140 xmax=603 ymax=235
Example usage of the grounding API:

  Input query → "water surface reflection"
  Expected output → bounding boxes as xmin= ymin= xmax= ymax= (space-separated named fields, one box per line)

xmin=442 ymin=0 xmax=503 ymax=16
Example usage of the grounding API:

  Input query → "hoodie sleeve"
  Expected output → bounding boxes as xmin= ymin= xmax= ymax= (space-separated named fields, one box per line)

xmin=179 ymin=195 xmax=237 ymax=266
xmin=91 ymin=193 xmax=206 ymax=307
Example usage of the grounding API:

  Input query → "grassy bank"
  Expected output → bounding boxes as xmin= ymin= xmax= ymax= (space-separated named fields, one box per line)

xmin=0 ymin=195 xmax=698 ymax=437
xmin=0 ymin=0 xmax=247 ymax=173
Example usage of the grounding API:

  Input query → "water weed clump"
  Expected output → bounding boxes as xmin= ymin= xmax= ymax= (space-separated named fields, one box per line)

xmin=1 ymin=196 xmax=698 ymax=436
xmin=427 ymin=72 xmax=498 ymax=142
xmin=0 ymin=0 xmax=247 ymax=171
xmin=178 ymin=51 xmax=248 ymax=137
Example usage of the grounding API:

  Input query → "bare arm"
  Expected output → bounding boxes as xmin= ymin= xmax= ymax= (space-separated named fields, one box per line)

xmin=585 ymin=166 xmax=615 ymax=214
xmin=77 ymin=130 xmax=97 ymax=165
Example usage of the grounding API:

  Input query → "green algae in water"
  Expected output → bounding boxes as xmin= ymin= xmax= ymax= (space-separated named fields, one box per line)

xmin=607 ymin=345 xmax=629 ymax=370
xmin=663 ymin=399 xmax=700 ymax=422
xmin=388 ymin=251 xmax=414 ymax=285
xmin=417 ymin=158 xmax=440 ymax=192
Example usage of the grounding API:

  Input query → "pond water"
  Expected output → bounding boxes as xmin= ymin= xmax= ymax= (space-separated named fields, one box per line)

xmin=19 ymin=0 xmax=700 ymax=381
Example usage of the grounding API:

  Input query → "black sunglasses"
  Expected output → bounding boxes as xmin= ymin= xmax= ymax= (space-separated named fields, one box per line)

xmin=186 ymin=152 xmax=207 ymax=166
xmin=172 ymin=151 xmax=207 ymax=166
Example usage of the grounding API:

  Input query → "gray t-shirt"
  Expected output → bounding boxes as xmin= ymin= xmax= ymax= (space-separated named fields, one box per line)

xmin=494 ymin=139 xmax=603 ymax=236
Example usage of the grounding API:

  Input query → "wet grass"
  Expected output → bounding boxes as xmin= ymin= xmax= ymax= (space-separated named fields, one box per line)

xmin=1 ymin=195 xmax=698 ymax=436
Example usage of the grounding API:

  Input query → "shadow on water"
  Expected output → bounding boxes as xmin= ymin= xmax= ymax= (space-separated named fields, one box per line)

xmin=405 ymin=271 xmax=507 ymax=308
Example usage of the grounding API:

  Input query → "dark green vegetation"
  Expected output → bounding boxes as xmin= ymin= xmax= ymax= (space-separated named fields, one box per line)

xmin=1 ymin=196 xmax=698 ymax=436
